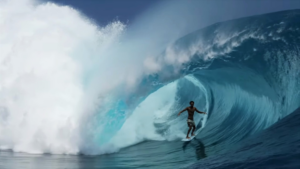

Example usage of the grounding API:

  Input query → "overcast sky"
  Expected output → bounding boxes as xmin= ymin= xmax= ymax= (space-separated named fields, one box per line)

xmin=41 ymin=0 xmax=300 ymax=30
xmin=41 ymin=0 xmax=161 ymax=26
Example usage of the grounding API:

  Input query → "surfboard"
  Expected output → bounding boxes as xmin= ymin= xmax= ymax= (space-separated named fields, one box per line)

xmin=182 ymin=135 xmax=196 ymax=141
xmin=181 ymin=127 xmax=202 ymax=141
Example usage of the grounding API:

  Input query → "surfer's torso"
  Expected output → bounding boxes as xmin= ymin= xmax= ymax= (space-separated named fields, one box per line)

xmin=186 ymin=106 xmax=196 ymax=120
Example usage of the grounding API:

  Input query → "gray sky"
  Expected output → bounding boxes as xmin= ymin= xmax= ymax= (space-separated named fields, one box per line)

xmin=41 ymin=0 xmax=161 ymax=26
xmin=40 ymin=0 xmax=300 ymax=54
xmin=41 ymin=0 xmax=300 ymax=27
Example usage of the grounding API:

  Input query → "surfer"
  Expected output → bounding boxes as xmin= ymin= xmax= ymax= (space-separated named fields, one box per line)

xmin=178 ymin=101 xmax=206 ymax=139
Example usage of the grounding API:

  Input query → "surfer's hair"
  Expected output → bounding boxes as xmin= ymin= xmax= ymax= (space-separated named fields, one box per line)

xmin=190 ymin=101 xmax=194 ymax=104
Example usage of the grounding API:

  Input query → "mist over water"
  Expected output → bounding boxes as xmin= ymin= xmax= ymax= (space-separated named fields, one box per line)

xmin=1 ymin=0 xmax=300 ymax=156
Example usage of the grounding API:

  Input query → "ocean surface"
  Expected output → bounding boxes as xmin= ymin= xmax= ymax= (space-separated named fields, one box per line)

xmin=1 ymin=3 xmax=300 ymax=169
xmin=1 ymin=108 xmax=299 ymax=169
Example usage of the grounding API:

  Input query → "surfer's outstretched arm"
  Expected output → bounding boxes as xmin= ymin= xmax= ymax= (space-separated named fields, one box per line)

xmin=195 ymin=108 xmax=206 ymax=114
xmin=178 ymin=108 xmax=187 ymax=116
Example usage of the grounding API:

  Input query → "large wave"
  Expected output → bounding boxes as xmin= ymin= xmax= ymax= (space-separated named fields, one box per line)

xmin=1 ymin=0 xmax=300 ymax=156
xmin=102 ymin=10 xmax=300 ymax=155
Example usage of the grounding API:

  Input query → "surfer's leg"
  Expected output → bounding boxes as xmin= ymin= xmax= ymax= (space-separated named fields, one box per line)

xmin=191 ymin=126 xmax=196 ymax=136
xmin=186 ymin=126 xmax=192 ymax=139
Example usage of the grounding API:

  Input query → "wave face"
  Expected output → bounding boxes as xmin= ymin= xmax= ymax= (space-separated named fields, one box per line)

xmin=188 ymin=107 xmax=300 ymax=169
xmin=104 ymin=10 xmax=300 ymax=155
xmin=0 ymin=0 xmax=300 ymax=156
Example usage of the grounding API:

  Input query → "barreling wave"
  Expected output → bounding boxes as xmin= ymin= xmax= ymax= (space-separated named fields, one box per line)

xmin=95 ymin=10 xmax=300 ymax=155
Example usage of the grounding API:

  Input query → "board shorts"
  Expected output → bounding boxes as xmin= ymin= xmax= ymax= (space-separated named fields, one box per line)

xmin=187 ymin=119 xmax=195 ymax=127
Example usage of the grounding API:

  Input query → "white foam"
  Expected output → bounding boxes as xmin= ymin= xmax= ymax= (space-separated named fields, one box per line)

xmin=0 ymin=0 xmax=125 ymax=154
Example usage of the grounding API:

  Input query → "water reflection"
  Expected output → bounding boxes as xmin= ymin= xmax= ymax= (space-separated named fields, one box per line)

xmin=182 ymin=138 xmax=207 ymax=160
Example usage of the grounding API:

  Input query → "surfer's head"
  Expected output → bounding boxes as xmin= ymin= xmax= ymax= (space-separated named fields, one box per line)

xmin=190 ymin=101 xmax=194 ymax=106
